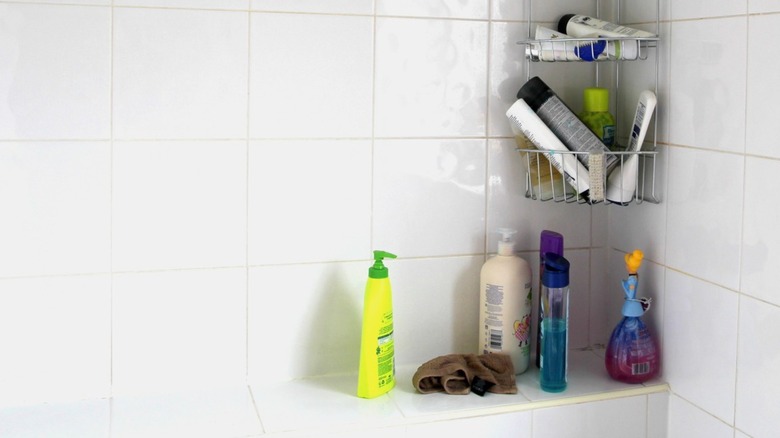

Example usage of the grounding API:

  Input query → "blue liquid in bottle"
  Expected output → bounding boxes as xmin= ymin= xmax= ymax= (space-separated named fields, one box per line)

xmin=540 ymin=318 xmax=567 ymax=392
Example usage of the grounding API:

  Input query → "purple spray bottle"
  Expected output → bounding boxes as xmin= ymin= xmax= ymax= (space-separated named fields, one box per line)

xmin=605 ymin=250 xmax=660 ymax=383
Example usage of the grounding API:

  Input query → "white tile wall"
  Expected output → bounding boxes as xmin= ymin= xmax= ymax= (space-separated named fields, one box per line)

xmin=6 ymin=0 xmax=780 ymax=437
xmin=668 ymin=17 xmax=747 ymax=154
xmin=373 ymin=139 xmax=486 ymax=257
xmin=376 ymin=0 xmax=489 ymax=19
xmin=663 ymin=270 xmax=738 ymax=424
xmin=248 ymin=140 xmax=371 ymax=265
xmin=735 ymin=295 xmax=780 ymax=438
xmin=249 ymin=13 xmax=373 ymax=139
xmin=0 ymin=275 xmax=111 ymax=406
xmin=746 ymin=14 xmax=780 ymax=159
xmin=112 ymin=269 xmax=246 ymax=395
xmin=533 ymin=395 xmax=647 ymax=438
xmin=668 ymin=395 xmax=733 ymax=438
xmin=407 ymin=411 xmax=532 ymax=437
xmin=0 ymin=4 xmax=110 ymax=139
xmin=113 ymin=8 xmax=248 ymax=139
xmin=112 ymin=141 xmax=246 ymax=272
xmin=0 ymin=142 xmax=111 ymax=277
xmin=665 ymin=147 xmax=743 ymax=290
xmin=374 ymin=17 xmax=488 ymax=137
xmin=0 ymin=399 xmax=110 ymax=438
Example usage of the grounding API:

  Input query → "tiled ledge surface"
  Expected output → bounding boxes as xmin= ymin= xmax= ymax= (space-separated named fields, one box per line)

xmin=0 ymin=350 xmax=668 ymax=438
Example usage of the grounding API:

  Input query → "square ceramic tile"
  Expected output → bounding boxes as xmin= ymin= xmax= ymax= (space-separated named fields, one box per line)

xmin=746 ymin=14 xmax=780 ymax=159
xmin=735 ymin=296 xmax=780 ymax=438
xmin=113 ymin=8 xmax=247 ymax=139
xmin=115 ymin=0 xmax=248 ymax=9
xmin=665 ymin=147 xmax=743 ymax=290
xmin=406 ymin=411 xmax=531 ymax=437
xmin=487 ymin=139 xmax=593 ymax=252
xmin=621 ymin=0 xmax=668 ymax=24
xmin=648 ymin=392 xmax=670 ymax=438
xmin=376 ymin=0 xmax=488 ymax=19
xmin=750 ymin=0 xmax=780 ymax=12
xmin=373 ymin=139 xmax=486 ymax=258
xmin=741 ymin=157 xmax=780 ymax=307
xmin=112 ymin=269 xmax=246 ymax=395
xmin=111 ymin=387 xmax=262 ymax=438
xmin=375 ymin=18 xmax=488 ymax=137
xmin=490 ymin=0 xmax=527 ymax=20
xmin=250 ymin=0 xmax=372 ymax=14
xmin=112 ymin=141 xmax=246 ymax=272
xmin=0 ymin=398 xmax=110 ymax=438
xmin=668 ymin=17 xmax=747 ymax=153
xmin=0 ymin=4 xmax=110 ymax=139
xmin=247 ymin=140 xmax=371 ymax=265
xmin=663 ymin=270 xmax=738 ymax=424
xmin=0 ymin=275 xmax=111 ymax=406
xmin=389 ymin=256 xmax=483 ymax=367
xmin=530 ymin=0 xmax=596 ymax=23
xmin=533 ymin=395 xmax=646 ymax=438
xmin=249 ymin=13 xmax=373 ymax=139
xmin=488 ymin=22 xmax=529 ymax=138
xmin=672 ymin=0 xmax=746 ymax=20
xmin=668 ymin=395 xmax=733 ymax=438
xmin=390 ymin=365 xmax=532 ymax=419
xmin=251 ymin=375 xmax=403 ymax=434
xmin=247 ymin=262 xmax=366 ymax=383
xmin=0 ymin=142 xmax=110 ymax=277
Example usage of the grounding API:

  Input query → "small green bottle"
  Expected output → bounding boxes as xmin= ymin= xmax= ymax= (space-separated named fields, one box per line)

xmin=580 ymin=87 xmax=616 ymax=149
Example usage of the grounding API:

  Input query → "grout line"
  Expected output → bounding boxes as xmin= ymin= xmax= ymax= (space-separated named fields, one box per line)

xmin=245 ymin=8 xmax=252 ymax=391
xmin=369 ymin=4 xmax=377 ymax=252
xmin=108 ymin=0 xmax=115 ymax=397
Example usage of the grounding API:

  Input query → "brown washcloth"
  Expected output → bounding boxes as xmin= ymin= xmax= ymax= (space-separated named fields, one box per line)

xmin=412 ymin=353 xmax=517 ymax=395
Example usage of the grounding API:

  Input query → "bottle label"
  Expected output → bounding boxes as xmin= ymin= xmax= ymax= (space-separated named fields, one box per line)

xmin=376 ymin=313 xmax=394 ymax=388
xmin=537 ymin=96 xmax=616 ymax=168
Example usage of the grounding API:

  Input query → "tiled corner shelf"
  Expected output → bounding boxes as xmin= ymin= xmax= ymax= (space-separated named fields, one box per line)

xmin=0 ymin=350 xmax=668 ymax=437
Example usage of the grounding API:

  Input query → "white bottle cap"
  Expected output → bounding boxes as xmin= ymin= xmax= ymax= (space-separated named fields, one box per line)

xmin=497 ymin=228 xmax=517 ymax=256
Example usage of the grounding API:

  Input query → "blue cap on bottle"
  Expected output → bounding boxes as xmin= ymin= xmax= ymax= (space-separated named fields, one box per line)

xmin=542 ymin=253 xmax=570 ymax=288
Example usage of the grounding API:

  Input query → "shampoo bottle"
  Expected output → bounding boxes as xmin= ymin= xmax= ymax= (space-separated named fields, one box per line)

xmin=580 ymin=87 xmax=616 ymax=149
xmin=536 ymin=230 xmax=564 ymax=368
xmin=358 ymin=250 xmax=397 ymax=398
xmin=539 ymin=253 xmax=570 ymax=393
xmin=605 ymin=250 xmax=660 ymax=383
xmin=479 ymin=228 xmax=533 ymax=374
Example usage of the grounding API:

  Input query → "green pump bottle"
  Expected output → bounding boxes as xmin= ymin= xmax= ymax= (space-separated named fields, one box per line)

xmin=357 ymin=250 xmax=397 ymax=398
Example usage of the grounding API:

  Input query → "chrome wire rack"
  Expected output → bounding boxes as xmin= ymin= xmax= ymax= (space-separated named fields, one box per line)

xmin=517 ymin=148 xmax=660 ymax=205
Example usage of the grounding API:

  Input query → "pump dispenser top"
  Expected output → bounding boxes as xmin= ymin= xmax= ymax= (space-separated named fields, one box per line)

xmin=369 ymin=250 xmax=396 ymax=279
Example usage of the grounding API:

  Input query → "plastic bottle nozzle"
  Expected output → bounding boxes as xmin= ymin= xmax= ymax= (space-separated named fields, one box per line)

xmin=369 ymin=250 xmax=397 ymax=279
xmin=625 ymin=249 xmax=644 ymax=274
xmin=496 ymin=228 xmax=517 ymax=256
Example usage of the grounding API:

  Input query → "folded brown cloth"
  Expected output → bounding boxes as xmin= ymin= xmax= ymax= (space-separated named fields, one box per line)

xmin=412 ymin=353 xmax=517 ymax=395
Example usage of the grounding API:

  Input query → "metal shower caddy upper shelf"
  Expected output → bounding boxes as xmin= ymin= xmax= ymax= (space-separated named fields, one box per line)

xmin=519 ymin=36 xmax=659 ymax=62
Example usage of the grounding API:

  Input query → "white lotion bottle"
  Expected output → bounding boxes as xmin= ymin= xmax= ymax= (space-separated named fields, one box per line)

xmin=606 ymin=90 xmax=657 ymax=204
xmin=478 ymin=228 xmax=533 ymax=374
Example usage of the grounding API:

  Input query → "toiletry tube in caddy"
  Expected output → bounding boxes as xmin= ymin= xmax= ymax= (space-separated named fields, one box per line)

xmin=506 ymin=99 xmax=590 ymax=195
xmin=530 ymin=26 xmax=606 ymax=62
xmin=605 ymin=90 xmax=657 ymax=204
xmin=517 ymin=77 xmax=617 ymax=171
xmin=558 ymin=14 xmax=656 ymax=60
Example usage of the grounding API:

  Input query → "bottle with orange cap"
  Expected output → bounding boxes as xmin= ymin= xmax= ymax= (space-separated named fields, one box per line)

xmin=605 ymin=249 xmax=660 ymax=383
